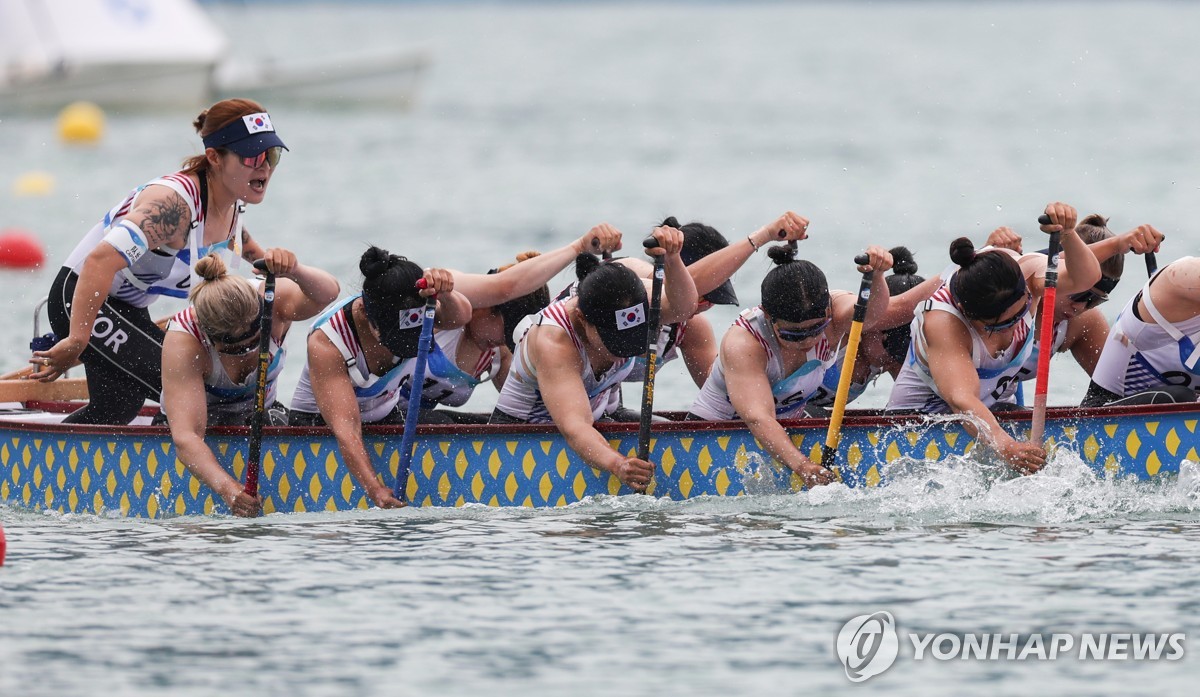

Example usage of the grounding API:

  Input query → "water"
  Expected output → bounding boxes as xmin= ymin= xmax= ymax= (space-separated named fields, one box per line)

xmin=3 ymin=1 xmax=1200 ymax=694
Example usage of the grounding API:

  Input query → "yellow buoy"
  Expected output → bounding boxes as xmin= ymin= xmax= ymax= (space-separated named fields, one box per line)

xmin=12 ymin=171 xmax=56 ymax=197
xmin=57 ymin=101 xmax=106 ymax=144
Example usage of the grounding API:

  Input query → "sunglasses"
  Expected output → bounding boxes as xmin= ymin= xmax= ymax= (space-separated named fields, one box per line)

xmin=1067 ymin=287 xmax=1109 ymax=310
xmin=980 ymin=292 xmax=1031 ymax=335
xmin=208 ymin=302 xmax=265 ymax=351
xmin=239 ymin=146 xmax=283 ymax=169
xmin=215 ymin=332 xmax=261 ymax=356
xmin=774 ymin=316 xmax=831 ymax=342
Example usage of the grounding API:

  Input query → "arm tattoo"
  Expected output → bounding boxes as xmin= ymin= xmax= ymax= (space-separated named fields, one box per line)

xmin=134 ymin=193 xmax=190 ymax=248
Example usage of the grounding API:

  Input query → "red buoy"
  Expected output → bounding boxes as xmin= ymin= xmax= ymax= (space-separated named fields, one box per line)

xmin=0 ymin=523 xmax=7 ymax=566
xmin=0 ymin=229 xmax=46 ymax=269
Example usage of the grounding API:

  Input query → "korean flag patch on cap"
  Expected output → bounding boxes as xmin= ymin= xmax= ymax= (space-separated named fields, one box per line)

xmin=242 ymin=113 xmax=275 ymax=134
xmin=398 ymin=308 xmax=425 ymax=330
xmin=615 ymin=304 xmax=646 ymax=330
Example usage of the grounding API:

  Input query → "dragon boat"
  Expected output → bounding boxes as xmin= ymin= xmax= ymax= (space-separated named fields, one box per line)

xmin=0 ymin=393 xmax=1196 ymax=518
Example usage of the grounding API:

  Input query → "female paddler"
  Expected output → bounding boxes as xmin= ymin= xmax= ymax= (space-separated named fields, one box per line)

xmin=160 ymin=251 xmax=339 ymax=517
xmin=807 ymin=246 xmax=941 ymax=411
xmin=886 ymin=203 xmax=1101 ymax=473
xmin=490 ymin=226 xmax=698 ymax=492
xmin=687 ymin=238 xmax=894 ymax=487
xmin=621 ymin=212 xmax=813 ymax=390
xmin=1084 ymin=251 xmax=1200 ymax=407
xmin=31 ymin=98 xmax=290 ymax=425
xmin=291 ymin=247 xmax=471 ymax=509
xmin=380 ymin=224 xmax=623 ymax=423
xmin=1009 ymin=215 xmax=1164 ymax=390
xmin=562 ymin=212 xmax=811 ymax=421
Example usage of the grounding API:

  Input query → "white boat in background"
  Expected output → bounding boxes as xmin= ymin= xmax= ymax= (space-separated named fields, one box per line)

xmin=0 ymin=0 xmax=226 ymax=111
xmin=0 ymin=0 xmax=429 ymax=112
xmin=213 ymin=47 xmax=430 ymax=108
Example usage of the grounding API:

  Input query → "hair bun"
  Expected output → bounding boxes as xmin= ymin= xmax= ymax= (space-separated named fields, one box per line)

xmin=889 ymin=246 xmax=918 ymax=276
xmin=574 ymin=252 xmax=601 ymax=280
xmin=194 ymin=252 xmax=227 ymax=282
xmin=766 ymin=243 xmax=798 ymax=266
xmin=359 ymin=246 xmax=394 ymax=279
xmin=949 ymin=237 xmax=977 ymax=267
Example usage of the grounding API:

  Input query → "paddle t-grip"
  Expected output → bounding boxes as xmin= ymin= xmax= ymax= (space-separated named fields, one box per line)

xmin=1038 ymin=214 xmax=1052 ymax=225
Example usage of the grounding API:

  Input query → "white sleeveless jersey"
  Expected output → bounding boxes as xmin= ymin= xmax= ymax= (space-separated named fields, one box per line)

xmin=394 ymin=327 xmax=501 ymax=410
xmin=623 ymin=321 xmax=686 ymax=382
xmin=162 ymin=305 xmax=285 ymax=422
xmin=807 ymin=344 xmax=885 ymax=408
xmin=887 ymin=281 xmax=1034 ymax=412
xmin=291 ymin=295 xmax=409 ymax=423
xmin=1012 ymin=318 xmax=1068 ymax=384
xmin=557 ymin=279 xmax=685 ymax=383
xmin=1091 ymin=266 xmax=1200 ymax=397
xmin=62 ymin=172 xmax=243 ymax=308
xmin=690 ymin=306 xmax=836 ymax=421
xmin=494 ymin=299 xmax=634 ymax=423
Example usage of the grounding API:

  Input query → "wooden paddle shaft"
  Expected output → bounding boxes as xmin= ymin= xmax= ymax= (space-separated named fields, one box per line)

xmin=244 ymin=260 xmax=276 ymax=499
xmin=820 ymin=254 xmax=872 ymax=468
xmin=638 ymin=236 xmax=665 ymax=463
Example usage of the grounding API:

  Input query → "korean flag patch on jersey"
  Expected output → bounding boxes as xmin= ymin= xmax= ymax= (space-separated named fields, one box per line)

xmin=615 ymin=304 xmax=646 ymax=330
xmin=242 ymin=112 xmax=275 ymax=133
xmin=398 ymin=308 xmax=425 ymax=330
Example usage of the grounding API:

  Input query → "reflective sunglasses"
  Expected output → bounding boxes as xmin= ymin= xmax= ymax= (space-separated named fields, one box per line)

xmin=1067 ymin=286 xmax=1109 ymax=310
xmin=239 ymin=146 xmax=284 ymax=169
xmin=980 ymin=292 xmax=1031 ymax=335
xmin=774 ymin=316 xmax=831 ymax=342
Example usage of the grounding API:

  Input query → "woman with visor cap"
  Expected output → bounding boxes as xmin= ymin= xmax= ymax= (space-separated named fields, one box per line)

xmin=381 ymin=224 xmax=624 ymax=424
xmin=290 ymin=246 xmax=471 ymax=509
xmin=31 ymin=98 xmax=292 ymax=424
xmin=490 ymin=226 xmax=697 ymax=493
xmin=159 ymin=251 xmax=339 ymax=517
xmin=567 ymin=212 xmax=813 ymax=421
xmin=688 ymin=237 xmax=894 ymax=487
xmin=886 ymin=202 xmax=1101 ymax=473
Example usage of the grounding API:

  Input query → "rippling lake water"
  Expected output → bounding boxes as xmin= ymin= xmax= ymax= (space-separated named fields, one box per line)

xmin=3 ymin=1 xmax=1200 ymax=694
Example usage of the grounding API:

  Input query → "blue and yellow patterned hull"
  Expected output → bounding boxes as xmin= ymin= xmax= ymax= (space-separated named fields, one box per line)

xmin=1 ymin=402 xmax=1197 ymax=518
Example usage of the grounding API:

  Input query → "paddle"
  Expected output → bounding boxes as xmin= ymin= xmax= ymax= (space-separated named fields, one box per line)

xmin=1145 ymin=251 xmax=1158 ymax=277
xmin=244 ymin=259 xmax=276 ymax=499
xmin=393 ymin=278 xmax=437 ymax=502
xmin=819 ymin=253 xmax=872 ymax=471
xmin=1031 ymin=214 xmax=1063 ymax=444
xmin=638 ymin=235 xmax=666 ymax=463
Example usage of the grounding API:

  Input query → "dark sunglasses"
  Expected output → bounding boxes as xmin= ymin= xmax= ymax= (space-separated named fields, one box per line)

xmin=239 ymin=146 xmax=283 ymax=169
xmin=774 ymin=316 xmax=831 ymax=342
xmin=208 ymin=301 xmax=264 ymax=347
xmin=215 ymin=333 xmax=261 ymax=356
xmin=981 ymin=292 xmax=1031 ymax=335
xmin=1067 ymin=287 xmax=1109 ymax=310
